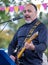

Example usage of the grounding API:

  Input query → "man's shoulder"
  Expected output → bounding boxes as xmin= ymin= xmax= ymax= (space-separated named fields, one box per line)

xmin=35 ymin=19 xmax=47 ymax=32
xmin=18 ymin=23 xmax=27 ymax=30
xmin=37 ymin=20 xmax=47 ymax=29
xmin=14 ymin=23 xmax=27 ymax=36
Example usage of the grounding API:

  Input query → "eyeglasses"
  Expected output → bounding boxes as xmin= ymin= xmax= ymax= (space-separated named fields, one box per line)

xmin=23 ymin=9 xmax=32 ymax=13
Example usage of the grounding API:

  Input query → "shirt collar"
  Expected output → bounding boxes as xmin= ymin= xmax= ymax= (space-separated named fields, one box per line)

xmin=26 ymin=18 xmax=38 ymax=25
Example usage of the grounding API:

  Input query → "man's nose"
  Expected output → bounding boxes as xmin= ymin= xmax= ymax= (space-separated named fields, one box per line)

xmin=24 ymin=11 xmax=29 ymax=15
xmin=26 ymin=11 xmax=29 ymax=14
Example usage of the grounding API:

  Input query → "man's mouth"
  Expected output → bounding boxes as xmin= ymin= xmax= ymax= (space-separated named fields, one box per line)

xmin=25 ymin=16 xmax=30 ymax=19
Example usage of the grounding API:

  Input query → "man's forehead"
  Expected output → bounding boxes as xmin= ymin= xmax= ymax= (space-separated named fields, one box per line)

xmin=24 ymin=4 xmax=34 ymax=10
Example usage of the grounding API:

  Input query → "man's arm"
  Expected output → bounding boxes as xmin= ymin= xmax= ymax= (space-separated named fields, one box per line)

xmin=24 ymin=24 xmax=47 ymax=53
xmin=35 ymin=24 xmax=47 ymax=53
xmin=8 ymin=31 xmax=18 ymax=56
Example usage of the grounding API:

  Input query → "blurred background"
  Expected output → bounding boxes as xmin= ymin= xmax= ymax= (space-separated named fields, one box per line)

xmin=0 ymin=0 xmax=48 ymax=60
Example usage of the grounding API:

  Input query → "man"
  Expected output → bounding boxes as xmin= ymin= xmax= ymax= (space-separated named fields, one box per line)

xmin=8 ymin=3 xmax=47 ymax=65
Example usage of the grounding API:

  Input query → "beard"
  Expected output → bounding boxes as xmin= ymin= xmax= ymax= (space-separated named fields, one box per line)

xmin=24 ymin=15 xmax=32 ymax=23
xmin=25 ymin=20 xmax=32 ymax=24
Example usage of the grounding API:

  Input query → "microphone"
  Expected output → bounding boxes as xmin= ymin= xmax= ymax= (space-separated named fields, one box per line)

xmin=0 ymin=16 xmax=23 ymax=24
xmin=11 ymin=16 xmax=23 ymax=21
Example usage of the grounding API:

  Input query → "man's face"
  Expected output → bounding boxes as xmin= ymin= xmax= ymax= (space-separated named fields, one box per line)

xmin=23 ymin=4 xmax=37 ymax=22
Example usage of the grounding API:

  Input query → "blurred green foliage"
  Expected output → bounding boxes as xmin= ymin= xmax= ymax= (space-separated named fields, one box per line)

xmin=0 ymin=30 xmax=13 ymax=48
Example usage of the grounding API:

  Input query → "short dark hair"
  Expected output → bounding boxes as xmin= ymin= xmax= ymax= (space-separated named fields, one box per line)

xmin=29 ymin=3 xmax=37 ymax=11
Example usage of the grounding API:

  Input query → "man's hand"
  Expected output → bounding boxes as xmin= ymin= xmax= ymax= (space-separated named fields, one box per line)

xmin=24 ymin=41 xmax=35 ymax=50
xmin=10 ymin=55 xmax=16 ymax=62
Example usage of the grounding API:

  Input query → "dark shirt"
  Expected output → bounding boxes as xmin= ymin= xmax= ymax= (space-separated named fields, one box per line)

xmin=8 ymin=18 xmax=47 ymax=65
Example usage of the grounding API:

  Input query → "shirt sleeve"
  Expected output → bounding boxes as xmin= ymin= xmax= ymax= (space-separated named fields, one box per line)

xmin=35 ymin=24 xmax=47 ymax=53
xmin=8 ymin=30 xmax=18 ymax=56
